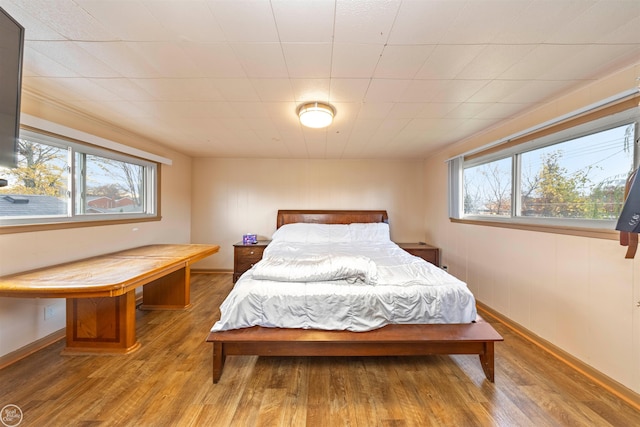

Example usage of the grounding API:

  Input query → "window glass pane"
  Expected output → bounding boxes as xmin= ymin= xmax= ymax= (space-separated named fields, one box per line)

xmin=0 ymin=138 xmax=69 ymax=218
xmin=76 ymin=153 xmax=145 ymax=215
xmin=463 ymin=157 xmax=512 ymax=216
xmin=519 ymin=124 xmax=635 ymax=219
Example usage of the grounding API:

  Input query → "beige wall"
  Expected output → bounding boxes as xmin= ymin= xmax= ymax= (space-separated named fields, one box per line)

xmin=191 ymin=158 xmax=426 ymax=270
xmin=424 ymin=62 xmax=640 ymax=394
xmin=0 ymin=96 xmax=193 ymax=357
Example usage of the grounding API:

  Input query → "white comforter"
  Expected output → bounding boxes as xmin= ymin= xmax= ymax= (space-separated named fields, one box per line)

xmin=211 ymin=241 xmax=477 ymax=332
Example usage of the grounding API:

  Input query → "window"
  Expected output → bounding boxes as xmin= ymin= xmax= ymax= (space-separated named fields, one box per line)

xmin=464 ymin=157 xmax=512 ymax=217
xmin=518 ymin=125 xmax=632 ymax=220
xmin=0 ymin=128 xmax=159 ymax=229
xmin=451 ymin=104 xmax=639 ymax=231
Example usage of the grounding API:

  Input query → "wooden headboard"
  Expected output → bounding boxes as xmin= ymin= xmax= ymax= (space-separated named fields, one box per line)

xmin=276 ymin=210 xmax=388 ymax=228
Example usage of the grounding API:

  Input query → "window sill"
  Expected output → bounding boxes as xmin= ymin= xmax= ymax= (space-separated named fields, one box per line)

xmin=0 ymin=216 xmax=161 ymax=235
xmin=450 ymin=217 xmax=618 ymax=240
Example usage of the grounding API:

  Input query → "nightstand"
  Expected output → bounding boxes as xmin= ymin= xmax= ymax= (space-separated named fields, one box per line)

xmin=233 ymin=240 xmax=270 ymax=283
xmin=397 ymin=243 xmax=440 ymax=267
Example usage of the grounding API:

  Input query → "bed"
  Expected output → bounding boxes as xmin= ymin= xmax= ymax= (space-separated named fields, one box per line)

xmin=207 ymin=210 xmax=503 ymax=383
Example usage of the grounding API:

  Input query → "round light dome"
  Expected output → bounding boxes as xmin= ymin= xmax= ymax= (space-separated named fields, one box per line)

xmin=298 ymin=102 xmax=335 ymax=128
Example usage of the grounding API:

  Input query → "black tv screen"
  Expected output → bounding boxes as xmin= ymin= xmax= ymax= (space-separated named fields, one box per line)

xmin=0 ymin=7 xmax=24 ymax=169
xmin=616 ymin=169 xmax=640 ymax=232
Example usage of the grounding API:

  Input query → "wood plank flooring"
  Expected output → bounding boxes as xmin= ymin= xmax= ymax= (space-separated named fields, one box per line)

xmin=1 ymin=273 xmax=639 ymax=426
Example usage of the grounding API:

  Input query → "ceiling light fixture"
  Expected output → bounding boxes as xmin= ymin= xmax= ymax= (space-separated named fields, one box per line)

xmin=297 ymin=102 xmax=335 ymax=128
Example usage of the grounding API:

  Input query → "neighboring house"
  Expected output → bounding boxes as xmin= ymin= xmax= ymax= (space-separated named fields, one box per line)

xmin=86 ymin=196 xmax=138 ymax=213
xmin=114 ymin=197 xmax=134 ymax=208
xmin=87 ymin=196 xmax=114 ymax=209
xmin=0 ymin=195 xmax=66 ymax=217
xmin=0 ymin=195 xmax=138 ymax=216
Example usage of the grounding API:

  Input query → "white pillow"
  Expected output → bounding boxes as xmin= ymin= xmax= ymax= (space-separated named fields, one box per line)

xmin=271 ymin=223 xmax=351 ymax=243
xmin=348 ymin=222 xmax=390 ymax=242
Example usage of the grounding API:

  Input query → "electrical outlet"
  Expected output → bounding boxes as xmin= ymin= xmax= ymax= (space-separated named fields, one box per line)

xmin=44 ymin=305 xmax=55 ymax=320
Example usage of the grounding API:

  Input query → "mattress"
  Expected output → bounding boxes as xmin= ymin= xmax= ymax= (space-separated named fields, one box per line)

xmin=212 ymin=225 xmax=477 ymax=332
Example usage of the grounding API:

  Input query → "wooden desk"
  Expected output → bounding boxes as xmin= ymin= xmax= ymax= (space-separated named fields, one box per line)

xmin=0 ymin=244 xmax=219 ymax=355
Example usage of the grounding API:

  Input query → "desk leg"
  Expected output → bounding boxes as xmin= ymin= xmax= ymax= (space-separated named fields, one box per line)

xmin=62 ymin=289 xmax=140 ymax=355
xmin=140 ymin=266 xmax=191 ymax=310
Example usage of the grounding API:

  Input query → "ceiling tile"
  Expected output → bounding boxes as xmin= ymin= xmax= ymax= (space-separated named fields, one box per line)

xmin=546 ymin=0 xmax=640 ymax=44
xmin=334 ymin=0 xmax=400 ymax=44
xmin=143 ymin=0 xmax=226 ymax=42
xmin=76 ymin=42 xmax=161 ymax=78
xmin=90 ymin=78 xmax=157 ymax=102
xmin=416 ymin=103 xmax=460 ymax=119
xmin=131 ymin=78 xmax=224 ymax=102
xmin=251 ymin=79 xmax=294 ymax=102
xmin=500 ymin=81 xmax=569 ymax=104
xmin=290 ymin=78 xmax=331 ymax=103
xmin=126 ymin=42 xmax=203 ymax=78
xmin=212 ymin=78 xmax=260 ymax=102
xmin=455 ymin=44 xmax=537 ymax=80
xmin=387 ymin=103 xmax=432 ymax=119
xmin=178 ymin=43 xmax=247 ymax=78
xmin=498 ymin=45 xmax=582 ymax=80
xmin=491 ymin=0 xmax=591 ymax=44
xmin=208 ymin=0 xmax=279 ymax=43
xmin=28 ymin=41 xmax=121 ymax=78
xmin=356 ymin=103 xmax=394 ymax=119
xmin=77 ymin=0 xmax=167 ymax=41
xmin=388 ymin=0 xmax=464 ymax=44
xmin=12 ymin=0 xmax=115 ymax=41
xmin=364 ymin=79 xmax=412 ymax=103
xmin=282 ymin=43 xmax=332 ymax=78
xmin=331 ymin=43 xmax=385 ymax=78
xmin=374 ymin=45 xmax=435 ymax=79
xmin=414 ymin=45 xmax=484 ymax=80
xmin=42 ymin=77 xmax=122 ymax=101
xmin=421 ymin=80 xmax=490 ymax=103
xmin=22 ymin=46 xmax=80 ymax=78
xmin=271 ymin=0 xmax=335 ymax=43
xmin=231 ymin=43 xmax=288 ymax=78
xmin=0 ymin=2 xmax=65 ymax=40
xmin=397 ymin=80 xmax=446 ymax=103
xmin=329 ymin=79 xmax=370 ymax=103
xmin=468 ymin=80 xmax=533 ymax=103
xmin=438 ymin=0 xmax=527 ymax=44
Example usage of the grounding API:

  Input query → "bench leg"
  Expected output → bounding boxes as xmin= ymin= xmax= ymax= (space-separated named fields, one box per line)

xmin=63 ymin=290 xmax=140 ymax=355
xmin=478 ymin=342 xmax=495 ymax=382
xmin=212 ymin=342 xmax=225 ymax=383
xmin=140 ymin=267 xmax=191 ymax=310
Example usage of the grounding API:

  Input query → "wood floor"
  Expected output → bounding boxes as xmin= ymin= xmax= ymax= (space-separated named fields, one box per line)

xmin=1 ymin=273 xmax=639 ymax=426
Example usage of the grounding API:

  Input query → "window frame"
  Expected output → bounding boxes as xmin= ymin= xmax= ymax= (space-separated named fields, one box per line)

xmin=0 ymin=126 xmax=162 ymax=234
xmin=449 ymin=99 xmax=640 ymax=240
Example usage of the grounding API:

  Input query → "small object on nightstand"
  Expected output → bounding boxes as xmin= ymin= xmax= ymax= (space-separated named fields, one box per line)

xmin=242 ymin=233 xmax=258 ymax=244
xmin=397 ymin=242 xmax=440 ymax=267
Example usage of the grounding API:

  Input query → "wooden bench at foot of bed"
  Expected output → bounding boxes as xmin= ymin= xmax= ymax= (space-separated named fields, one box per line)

xmin=207 ymin=317 xmax=504 ymax=383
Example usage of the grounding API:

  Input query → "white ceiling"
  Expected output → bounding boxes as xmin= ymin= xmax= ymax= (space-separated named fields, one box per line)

xmin=2 ymin=0 xmax=639 ymax=159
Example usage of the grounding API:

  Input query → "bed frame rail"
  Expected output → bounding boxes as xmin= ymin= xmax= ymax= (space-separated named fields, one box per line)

xmin=207 ymin=319 xmax=503 ymax=383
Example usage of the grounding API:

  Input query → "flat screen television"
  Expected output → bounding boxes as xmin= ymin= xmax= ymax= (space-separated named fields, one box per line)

xmin=0 ymin=6 xmax=25 ymax=170
xmin=615 ymin=169 xmax=640 ymax=233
